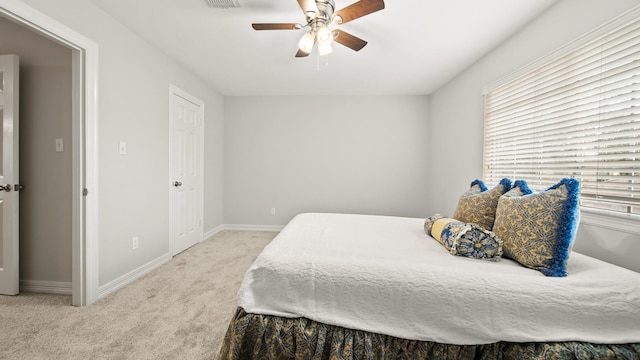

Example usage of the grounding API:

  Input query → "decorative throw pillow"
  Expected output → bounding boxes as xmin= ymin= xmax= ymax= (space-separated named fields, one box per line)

xmin=493 ymin=178 xmax=580 ymax=277
xmin=424 ymin=214 xmax=446 ymax=235
xmin=424 ymin=215 xmax=503 ymax=260
xmin=452 ymin=178 xmax=512 ymax=230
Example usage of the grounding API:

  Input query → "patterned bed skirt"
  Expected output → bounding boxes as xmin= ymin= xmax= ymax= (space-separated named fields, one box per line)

xmin=218 ymin=307 xmax=640 ymax=360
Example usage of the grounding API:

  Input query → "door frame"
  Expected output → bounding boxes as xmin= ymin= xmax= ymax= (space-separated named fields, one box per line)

xmin=168 ymin=84 xmax=204 ymax=256
xmin=0 ymin=0 xmax=99 ymax=306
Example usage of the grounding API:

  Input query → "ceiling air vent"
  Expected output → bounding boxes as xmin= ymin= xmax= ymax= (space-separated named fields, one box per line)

xmin=206 ymin=0 xmax=241 ymax=8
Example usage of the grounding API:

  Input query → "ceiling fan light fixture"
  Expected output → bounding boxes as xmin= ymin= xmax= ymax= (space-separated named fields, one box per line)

xmin=298 ymin=32 xmax=315 ymax=54
xmin=318 ymin=42 xmax=333 ymax=56
xmin=317 ymin=26 xmax=333 ymax=44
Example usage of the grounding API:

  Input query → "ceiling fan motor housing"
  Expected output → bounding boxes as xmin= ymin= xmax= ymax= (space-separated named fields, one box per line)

xmin=315 ymin=0 xmax=336 ymax=22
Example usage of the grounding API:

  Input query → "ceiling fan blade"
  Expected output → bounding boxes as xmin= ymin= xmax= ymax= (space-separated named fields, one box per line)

xmin=297 ymin=0 xmax=318 ymax=18
xmin=333 ymin=30 xmax=367 ymax=51
xmin=334 ymin=0 xmax=385 ymax=24
xmin=295 ymin=49 xmax=311 ymax=57
xmin=252 ymin=23 xmax=301 ymax=30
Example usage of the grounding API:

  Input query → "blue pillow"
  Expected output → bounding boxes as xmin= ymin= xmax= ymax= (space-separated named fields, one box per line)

xmin=452 ymin=178 xmax=512 ymax=230
xmin=493 ymin=178 xmax=580 ymax=277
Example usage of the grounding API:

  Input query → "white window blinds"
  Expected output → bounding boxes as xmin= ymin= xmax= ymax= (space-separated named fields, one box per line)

xmin=483 ymin=17 xmax=640 ymax=216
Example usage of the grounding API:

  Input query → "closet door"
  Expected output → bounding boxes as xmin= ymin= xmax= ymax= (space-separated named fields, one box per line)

xmin=0 ymin=54 xmax=20 ymax=296
xmin=169 ymin=86 xmax=203 ymax=256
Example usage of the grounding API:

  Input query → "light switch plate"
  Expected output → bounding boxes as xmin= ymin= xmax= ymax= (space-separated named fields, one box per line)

xmin=55 ymin=138 xmax=64 ymax=152
xmin=118 ymin=141 xmax=127 ymax=155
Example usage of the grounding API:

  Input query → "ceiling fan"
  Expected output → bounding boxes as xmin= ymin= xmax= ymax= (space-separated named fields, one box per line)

xmin=252 ymin=0 xmax=385 ymax=57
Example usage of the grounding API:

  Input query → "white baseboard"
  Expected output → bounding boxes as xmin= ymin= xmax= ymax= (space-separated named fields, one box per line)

xmin=204 ymin=224 xmax=284 ymax=235
xmin=223 ymin=224 xmax=284 ymax=232
xmin=98 ymin=253 xmax=171 ymax=299
xmin=20 ymin=280 xmax=72 ymax=295
xmin=203 ymin=224 xmax=224 ymax=240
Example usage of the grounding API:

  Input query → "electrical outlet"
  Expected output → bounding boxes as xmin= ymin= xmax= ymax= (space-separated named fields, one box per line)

xmin=271 ymin=208 xmax=276 ymax=216
xmin=132 ymin=236 xmax=139 ymax=250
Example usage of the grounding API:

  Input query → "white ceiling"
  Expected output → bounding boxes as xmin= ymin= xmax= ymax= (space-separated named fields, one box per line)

xmin=86 ymin=0 xmax=559 ymax=96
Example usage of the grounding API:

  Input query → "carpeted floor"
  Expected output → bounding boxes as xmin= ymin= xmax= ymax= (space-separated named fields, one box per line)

xmin=0 ymin=230 xmax=276 ymax=360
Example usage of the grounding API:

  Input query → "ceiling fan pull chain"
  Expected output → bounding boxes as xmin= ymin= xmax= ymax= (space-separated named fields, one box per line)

xmin=315 ymin=52 xmax=330 ymax=71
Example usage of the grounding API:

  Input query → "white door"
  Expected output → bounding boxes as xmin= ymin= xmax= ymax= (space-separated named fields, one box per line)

xmin=169 ymin=86 xmax=203 ymax=256
xmin=0 ymin=55 xmax=20 ymax=295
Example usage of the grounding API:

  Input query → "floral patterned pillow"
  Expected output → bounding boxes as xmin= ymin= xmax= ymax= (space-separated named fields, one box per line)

xmin=452 ymin=178 xmax=512 ymax=230
xmin=424 ymin=215 xmax=503 ymax=261
xmin=493 ymin=178 xmax=580 ymax=277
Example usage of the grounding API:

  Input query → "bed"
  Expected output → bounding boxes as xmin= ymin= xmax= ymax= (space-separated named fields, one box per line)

xmin=219 ymin=213 xmax=640 ymax=359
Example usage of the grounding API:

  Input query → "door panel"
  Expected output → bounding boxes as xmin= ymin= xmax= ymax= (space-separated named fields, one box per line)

xmin=170 ymin=90 xmax=202 ymax=256
xmin=0 ymin=54 xmax=20 ymax=296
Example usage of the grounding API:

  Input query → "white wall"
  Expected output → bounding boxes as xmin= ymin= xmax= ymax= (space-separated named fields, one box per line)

xmin=224 ymin=95 xmax=430 ymax=226
xmin=18 ymin=0 xmax=225 ymax=287
xmin=0 ymin=18 xmax=73 ymax=283
xmin=428 ymin=0 xmax=640 ymax=272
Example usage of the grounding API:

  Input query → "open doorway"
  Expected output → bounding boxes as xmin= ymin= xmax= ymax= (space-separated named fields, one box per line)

xmin=0 ymin=1 xmax=99 ymax=306
xmin=0 ymin=16 xmax=73 ymax=299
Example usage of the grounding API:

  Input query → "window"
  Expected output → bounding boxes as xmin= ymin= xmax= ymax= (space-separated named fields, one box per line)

xmin=483 ymin=16 xmax=640 ymax=216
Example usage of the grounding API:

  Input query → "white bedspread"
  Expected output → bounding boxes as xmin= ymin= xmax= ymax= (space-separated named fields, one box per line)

xmin=238 ymin=213 xmax=640 ymax=345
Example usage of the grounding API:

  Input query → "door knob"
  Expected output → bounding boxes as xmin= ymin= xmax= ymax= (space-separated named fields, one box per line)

xmin=173 ymin=181 xmax=182 ymax=187
xmin=0 ymin=184 xmax=11 ymax=192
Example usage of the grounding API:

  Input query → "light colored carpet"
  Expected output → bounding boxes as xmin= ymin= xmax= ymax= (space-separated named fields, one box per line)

xmin=0 ymin=230 xmax=276 ymax=360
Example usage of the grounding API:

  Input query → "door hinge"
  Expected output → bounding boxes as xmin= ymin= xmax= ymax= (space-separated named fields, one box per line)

xmin=83 ymin=188 xmax=88 ymax=196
